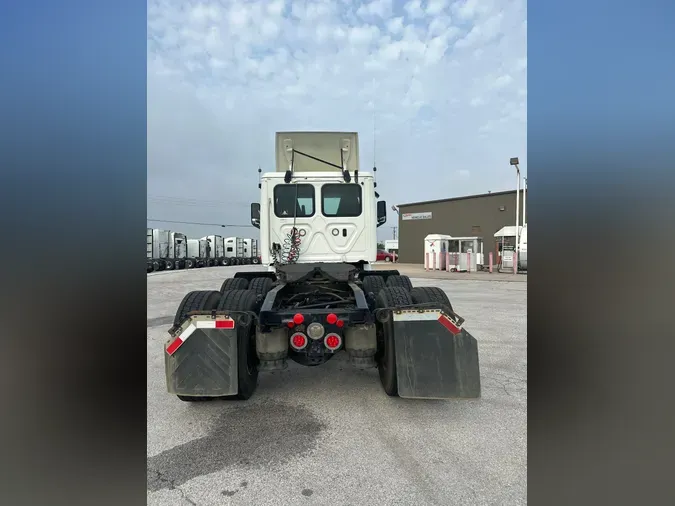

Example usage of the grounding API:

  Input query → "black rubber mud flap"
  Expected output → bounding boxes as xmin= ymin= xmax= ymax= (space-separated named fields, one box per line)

xmin=392 ymin=309 xmax=481 ymax=400
xmin=165 ymin=314 xmax=240 ymax=398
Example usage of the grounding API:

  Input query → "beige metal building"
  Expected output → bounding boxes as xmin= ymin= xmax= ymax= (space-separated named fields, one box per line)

xmin=396 ymin=190 xmax=527 ymax=264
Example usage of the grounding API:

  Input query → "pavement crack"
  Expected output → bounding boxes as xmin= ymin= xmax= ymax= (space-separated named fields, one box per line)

xmin=150 ymin=468 xmax=198 ymax=505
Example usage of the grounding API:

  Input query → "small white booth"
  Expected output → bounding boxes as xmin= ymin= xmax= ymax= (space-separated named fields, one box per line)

xmin=494 ymin=226 xmax=523 ymax=270
xmin=424 ymin=234 xmax=452 ymax=270
xmin=446 ymin=237 xmax=484 ymax=272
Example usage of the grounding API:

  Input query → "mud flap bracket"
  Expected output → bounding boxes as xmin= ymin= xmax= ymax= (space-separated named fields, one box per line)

xmin=164 ymin=314 xmax=239 ymax=397
xmin=392 ymin=309 xmax=481 ymax=400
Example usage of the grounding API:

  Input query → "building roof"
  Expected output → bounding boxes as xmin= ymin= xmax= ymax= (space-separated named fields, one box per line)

xmin=398 ymin=189 xmax=518 ymax=208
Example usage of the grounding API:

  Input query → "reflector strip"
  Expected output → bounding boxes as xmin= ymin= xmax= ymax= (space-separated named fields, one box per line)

xmin=393 ymin=312 xmax=439 ymax=322
xmin=392 ymin=310 xmax=463 ymax=335
xmin=166 ymin=337 xmax=184 ymax=355
xmin=191 ymin=318 xmax=235 ymax=329
xmin=165 ymin=317 xmax=234 ymax=356
xmin=438 ymin=314 xmax=461 ymax=335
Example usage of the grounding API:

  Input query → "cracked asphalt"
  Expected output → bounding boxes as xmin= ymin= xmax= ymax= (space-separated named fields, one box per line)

xmin=148 ymin=266 xmax=527 ymax=506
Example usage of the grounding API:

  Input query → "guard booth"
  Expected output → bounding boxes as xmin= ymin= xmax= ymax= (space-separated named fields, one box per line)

xmin=424 ymin=234 xmax=452 ymax=270
xmin=446 ymin=237 xmax=484 ymax=272
xmin=494 ymin=226 xmax=522 ymax=271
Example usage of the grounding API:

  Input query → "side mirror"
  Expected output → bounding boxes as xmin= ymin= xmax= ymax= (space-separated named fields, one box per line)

xmin=377 ymin=200 xmax=387 ymax=227
xmin=250 ymin=203 xmax=260 ymax=229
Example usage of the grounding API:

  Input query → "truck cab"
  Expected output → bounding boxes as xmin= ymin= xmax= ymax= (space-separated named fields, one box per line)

xmin=250 ymin=132 xmax=386 ymax=269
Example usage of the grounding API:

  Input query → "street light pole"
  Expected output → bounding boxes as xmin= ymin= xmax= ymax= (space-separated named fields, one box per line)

xmin=509 ymin=158 xmax=521 ymax=266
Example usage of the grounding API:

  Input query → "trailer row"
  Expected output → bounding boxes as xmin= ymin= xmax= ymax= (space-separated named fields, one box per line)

xmin=146 ymin=229 xmax=260 ymax=273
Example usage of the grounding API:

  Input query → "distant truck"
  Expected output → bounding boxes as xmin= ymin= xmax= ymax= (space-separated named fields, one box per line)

xmin=187 ymin=238 xmax=210 ymax=268
xmin=146 ymin=229 xmax=190 ymax=272
xmin=201 ymin=235 xmax=225 ymax=267
xmin=170 ymin=232 xmax=189 ymax=269
xmin=243 ymin=238 xmax=261 ymax=264
xmin=224 ymin=237 xmax=245 ymax=265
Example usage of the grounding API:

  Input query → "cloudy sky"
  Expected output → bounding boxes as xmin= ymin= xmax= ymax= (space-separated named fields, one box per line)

xmin=147 ymin=0 xmax=527 ymax=241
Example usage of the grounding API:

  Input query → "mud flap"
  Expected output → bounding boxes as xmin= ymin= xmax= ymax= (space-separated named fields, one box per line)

xmin=164 ymin=314 xmax=239 ymax=397
xmin=392 ymin=309 xmax=481 ymax=400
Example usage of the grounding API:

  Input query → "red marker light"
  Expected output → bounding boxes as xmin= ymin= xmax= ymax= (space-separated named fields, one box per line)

xmin=324 ymin=333 xmax=342 ymax=351
xmin=287 ymin=321 xmax=295 ymax=329
xmin=290 ymin=332 xmax=308 ymax=350
xmin=336 ymin=319 xmax=345 ymax=328
xmin=326 ymin=313 xmax=338 ymax=325
xmin=293 ymin=313 xmax=305 ymax=325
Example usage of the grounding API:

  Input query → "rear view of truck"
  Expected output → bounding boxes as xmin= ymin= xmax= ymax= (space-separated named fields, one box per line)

xmin=243 ymin=238 xmax=260 ymax=264
xmin=163 ymin=131 xmax=482 ymax=402
xmin=169 ymin=232 xmax=188 ymax=269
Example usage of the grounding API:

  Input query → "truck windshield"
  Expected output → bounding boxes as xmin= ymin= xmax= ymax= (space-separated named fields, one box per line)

xmin=274 ymin=184 xmax=315 ymax=218
xmin=321 ymin=183 xmax=362 ymax=217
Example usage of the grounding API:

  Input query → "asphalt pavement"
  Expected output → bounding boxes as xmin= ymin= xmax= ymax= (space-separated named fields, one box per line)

xmin=147 ymin=265 xmax=527 ymax=506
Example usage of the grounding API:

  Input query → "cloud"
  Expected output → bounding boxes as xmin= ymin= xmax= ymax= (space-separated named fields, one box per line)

xmin=492 ymin=74 xmax=514 ymax=89
xmin=426 ymin=0 xmax=450 ymax=16
xmin=403 ymin=0 xmax=425 ymax=19
xmin=357 ymin=0 xmax=393 ymax=19
xmin=147 ymin=0 xmax=527 ymax=240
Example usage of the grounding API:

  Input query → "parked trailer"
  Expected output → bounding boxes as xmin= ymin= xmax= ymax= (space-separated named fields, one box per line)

xmin=187 ymin=238 xmax=210 ymax=268
xmin=165 ymin=131 xmax=481 ymax=403
xmin=224 ymin=237 xmax=246 ymax=265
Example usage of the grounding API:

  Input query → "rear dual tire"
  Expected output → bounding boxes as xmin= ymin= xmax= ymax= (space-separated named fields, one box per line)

xmin=375 ymin=287 xmax=413 ymax=396
xmin=374 ymin=284 xmax=453 ymax=397
xmin=172 ymin=288 xmax=259 ymax=402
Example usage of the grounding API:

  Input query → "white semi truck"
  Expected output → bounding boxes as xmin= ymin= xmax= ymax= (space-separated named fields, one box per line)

xmin=223 ymin=237 xmax=261 ymax=265
xmin=186 ymin=238 xmax=211 ymax=268
xmin=164 ymin=131 xmax=481 ymax=402
xmin=200 ymin=235 xmax=225 ymax=267
xmin=147 ymin=228 xmax=188 ymax=272
xmin=243 ymin=238 xmax=260 ymax=264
